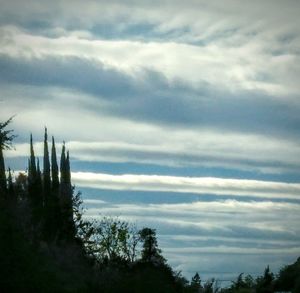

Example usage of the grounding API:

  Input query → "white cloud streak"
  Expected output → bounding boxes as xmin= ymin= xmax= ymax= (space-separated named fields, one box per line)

xmin=1 ymin=22 xmax=300 ymax=97
xmin=72 ymin=172 xmax=300 ymax=200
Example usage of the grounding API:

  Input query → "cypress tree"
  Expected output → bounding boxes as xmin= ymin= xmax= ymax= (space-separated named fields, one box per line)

xmin=36 ymin=159 xmax=42 ymax=187
xmin=28 ymin=134 xmax=37 ymax=200
xmin=27 ymin=135 xmax=43 ymax=232
xmin=66 ymin=151 xmax=71 ymax=186
xmin=60 ymin=144 xmax=75 ymax=241
xmin=36 ymin=158 xmax=43 ymax=203
xmin=29 ymin=134 xmax=37 ymax=180
xmin=51 ymin=136 xmax=59 ymax=191
xmin=43 ymin=128 xmax=51 ymax=195
xmin=43 ymin=128 xmax=56 ymax=242
xmin=60 ymin=142 xmax=66 ymax=184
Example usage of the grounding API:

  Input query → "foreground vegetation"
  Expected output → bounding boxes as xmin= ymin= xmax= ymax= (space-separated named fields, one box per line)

xmin=0 ymin=118 xmax=299 ymax=292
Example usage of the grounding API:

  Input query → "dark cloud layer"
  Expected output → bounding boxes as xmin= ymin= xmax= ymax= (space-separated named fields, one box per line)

xmin=1 ymin=54 xmax=300 ymax=140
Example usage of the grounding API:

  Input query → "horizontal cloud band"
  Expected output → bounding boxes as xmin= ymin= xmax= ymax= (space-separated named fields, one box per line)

xmin=72 ymin=172 xmax=300 ymax=200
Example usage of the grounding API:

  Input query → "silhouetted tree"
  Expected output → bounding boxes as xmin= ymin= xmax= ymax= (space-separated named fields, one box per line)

xmin=51 ymin=136 xmax=59 ymax=191
xmin=203 ymin=278 xmax=214 ymax=293
xmin=43 ymin=127 xmax=51 ymax=198
xmin=0 ymin=117 xmax=16 ymax=194
xmin=28 ymin=135 xmax=43 ymax=229
xmin=59 ymin=143 xmax=76 ymax=241
xmin=190 ymin=272 xmax=202 ymax=292
xmin=139 ymin=227 xmax=165 ymax=265
xmin=275 ymin=257 xmax=300 ymax=292
xmin=256 ymin=265 xmax=274 ymax=293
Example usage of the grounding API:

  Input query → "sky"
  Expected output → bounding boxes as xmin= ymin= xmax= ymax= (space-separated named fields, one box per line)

xmin=1 ymin=0 xmax=300 ymax=284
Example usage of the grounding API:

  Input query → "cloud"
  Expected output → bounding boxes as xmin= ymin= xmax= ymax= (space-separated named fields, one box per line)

xmin=81 ymin=197 xmax=300 ymax=278
xmin=1 ymin=24 xmax=300 ymax=98
xmin=1 ymin=46 xmax=300 ymax=144
xmin=5 ymin=124 xmax=300 ymax=175
xmin=71 ymin=172 xmax=300 ymax=200
xmin=1 ymin=0 xmax=300 ymax=280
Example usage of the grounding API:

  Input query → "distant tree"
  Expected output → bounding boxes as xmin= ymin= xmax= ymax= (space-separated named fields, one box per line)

xmin=203 ymin=278 xmax=214 ymax=293
xmin=139 ymin=227 xmax=165 ymax=265
xmin=190 ymin=272 xmax=202 ymax=292
xmin=0 ymin=117 xmax=16 ymax=194
xmin=91 ymin=217 xmax=139 ymax=263
xmin=256 ymin=265 xmax=274 ymax=293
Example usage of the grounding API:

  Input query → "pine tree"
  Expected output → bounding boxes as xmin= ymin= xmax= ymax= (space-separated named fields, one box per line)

xmin=139 ymin=228 xmax=165 ymax=264
xmin=190 ymin=272 xmax=202 ymax=292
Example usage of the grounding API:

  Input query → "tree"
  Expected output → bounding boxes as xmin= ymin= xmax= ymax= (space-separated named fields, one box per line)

xmin=43 ymin=127 xmax=51 ymax=198
xmin=59 ymin=143 xmax=76 ymax=241
xmin=275 ymin=257 xmax=300 ymax=292
xmin=51 ymin=136 xmax=59 ymax=191
xmin=91 ymin=217 xmax=139 ymax=263
xmin=28 ymin=135 xmax=43 ymax=227
xmin=203 ymin=279 xmax=214 ymax=293
xmin=190 ymin=272 xmax=202 ymax=292
xmin=0 ymin=117 xmax=16 ymax=194
xmin=256 ymin=265 xmax=274 ymax=293
xmin=139 ymin=227 xmax=165 ymax=265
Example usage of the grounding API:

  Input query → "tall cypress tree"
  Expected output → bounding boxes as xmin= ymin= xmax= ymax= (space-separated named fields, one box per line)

xmin=36 ymin=158 xmax=43 ymax=202
xmin=28 ymin=134 xmax=37 ymax=200
xmin=28 ymin=135 xmax=43 ymax=232
xmin=60 ymin=144 xmax=75 ymax=241
xmin=43 ymin=128 xmax=54 ymax=241
xmin=60 ymin=142 xmax=66 ymax=184
xmin=66 ymin=151 xmax=71 ymax=186
xmin=29 ymin=134 xmax=37 ymax=180
xmin=51 ymin=136 xmax=59 ymax=191
xmin=43 ymin=128 xmax=51 ymax=195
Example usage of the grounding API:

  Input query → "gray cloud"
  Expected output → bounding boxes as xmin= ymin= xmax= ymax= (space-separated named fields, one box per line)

xmin=1 ymin=54 xmax=300 ymax=141
xmin=1 ymin=0 xmax=300 ymax=280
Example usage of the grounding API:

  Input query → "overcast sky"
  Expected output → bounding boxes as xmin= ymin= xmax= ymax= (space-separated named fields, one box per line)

xmin=1 ymin=0 xmax=300 ymax=282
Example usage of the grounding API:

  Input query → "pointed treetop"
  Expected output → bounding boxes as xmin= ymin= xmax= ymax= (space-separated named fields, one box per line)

xmin=51 ymin=135 xmax=59 ymax=190
xmin=29 ymin=133 xmax=37 ymax=178
xmin=43 ymin=127 xmax=51 ymax=194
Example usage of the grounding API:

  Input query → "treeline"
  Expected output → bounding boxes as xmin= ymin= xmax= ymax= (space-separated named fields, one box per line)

xmin=0 ymin=118 xmax=299 ymax=292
